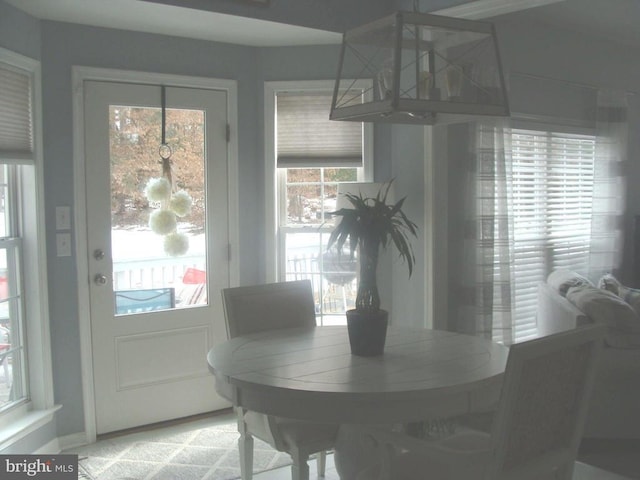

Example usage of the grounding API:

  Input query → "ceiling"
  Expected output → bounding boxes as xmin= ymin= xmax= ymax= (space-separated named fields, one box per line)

xmin=497 ymin=0 xmax=640 ymax=49
xmin=4 ymin=0 xmax=639 ymax=49
xmin=4 ymin=0 xmax=342 ymax=47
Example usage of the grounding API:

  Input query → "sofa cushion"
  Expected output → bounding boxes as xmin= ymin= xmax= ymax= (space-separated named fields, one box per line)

xmin=566 ymin=284 xmax=640 ymax=349
xmin=547 ymin=269 xmax=593 ymax=297
xmin=598 ymin=273 xmax=640 ymax=316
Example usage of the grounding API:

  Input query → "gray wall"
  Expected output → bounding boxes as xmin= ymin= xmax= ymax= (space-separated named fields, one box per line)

xmin=390 ymin=125 xmax=426 ymax=327
xmin=0 ymin=0 xmax=40 ymax=59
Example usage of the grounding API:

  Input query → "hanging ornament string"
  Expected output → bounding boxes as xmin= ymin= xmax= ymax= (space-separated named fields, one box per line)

xmin=159 ymin=85 xmax=173 ymax=187
xmin=144 ymin=85 xmax=193 ymax=257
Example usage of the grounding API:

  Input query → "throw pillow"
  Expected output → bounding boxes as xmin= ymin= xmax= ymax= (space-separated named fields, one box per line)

xmin=547 ymin=269 xmax=593 ymax=297
xmin=566 ymin=284 xmax=640 ymax=349
xmin=598 ymin=273 xmax=622 ymax=295
xmin=598 ymin=273 xmax=640 ymax=315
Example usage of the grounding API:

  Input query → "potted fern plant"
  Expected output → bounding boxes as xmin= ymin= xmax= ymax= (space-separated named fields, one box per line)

xmin=327 ymin=181 xmax=417 ymax=356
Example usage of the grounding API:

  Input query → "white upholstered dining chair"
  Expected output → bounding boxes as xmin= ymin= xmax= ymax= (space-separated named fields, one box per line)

xmin=339 ymin=324 xmax=606 ymax=480
xmin=221 ymin=279 xmax=338 ymax=480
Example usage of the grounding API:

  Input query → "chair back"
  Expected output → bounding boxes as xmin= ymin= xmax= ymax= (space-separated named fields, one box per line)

xmin=221 ymin=279 xmax=316 ymax=338
xmin=487 ymin=324 xmax=606 ymax=479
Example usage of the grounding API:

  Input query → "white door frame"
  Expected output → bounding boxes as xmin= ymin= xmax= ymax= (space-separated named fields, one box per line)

xmin=72 ymin=66 xmax=240 ymax=444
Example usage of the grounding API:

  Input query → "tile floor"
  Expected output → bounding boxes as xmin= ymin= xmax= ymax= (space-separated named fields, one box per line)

xmin=256 ymin=457 xmax=631 ymax=480
xmin=257 ymin=447 xmax=636 ymax=480
xmin=67 ymin=410 xmax=637 ymax=480
xmin=67 ymin=411 xmax=290 ymax=480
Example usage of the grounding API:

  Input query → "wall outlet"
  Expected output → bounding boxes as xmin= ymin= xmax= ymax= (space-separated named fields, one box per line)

xmin=56 ymin=206 xmax=71 ymax=230
xmin=56 ymin=233 xmax=72 ymax=257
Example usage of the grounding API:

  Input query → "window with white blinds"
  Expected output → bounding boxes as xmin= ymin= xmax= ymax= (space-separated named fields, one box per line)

xmin=511 ymin=128 xmax=596 ymax=340
xmin=0 ymin=61 xmax=33 ymax=161
xmin=0 ymin=48 xmax=54 ymax=437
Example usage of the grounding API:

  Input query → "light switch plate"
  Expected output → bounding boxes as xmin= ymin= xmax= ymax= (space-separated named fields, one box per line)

xmin=56 ymin=206 xmax=71 ymax=230
xmin=56 ymin=233 xmax=72 ymax=257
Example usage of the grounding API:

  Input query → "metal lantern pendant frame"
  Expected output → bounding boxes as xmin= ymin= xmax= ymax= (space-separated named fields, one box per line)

xmin=330 ymin=11 xmax=510 ymax=125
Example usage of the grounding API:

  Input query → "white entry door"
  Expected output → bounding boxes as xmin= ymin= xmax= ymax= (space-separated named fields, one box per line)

xmin=83 ymin=80 xmax=231 ymax=434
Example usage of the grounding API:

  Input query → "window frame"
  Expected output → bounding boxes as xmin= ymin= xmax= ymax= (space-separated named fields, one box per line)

xmin=509 ymin=119 xmax=597 ymax=341
xmin=278 ymin=167 xmax=366 ymax=324
xmin=264 ymin=80 xmax=373 ymax=283
xmin=0 ymin=46 xmax=56 ymax=447
xmin=0 ymin=173 xmax=28 ymax=410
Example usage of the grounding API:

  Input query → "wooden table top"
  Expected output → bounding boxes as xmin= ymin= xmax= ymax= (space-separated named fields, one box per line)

xmin=208 ymin=326 xmax=508 ymax=424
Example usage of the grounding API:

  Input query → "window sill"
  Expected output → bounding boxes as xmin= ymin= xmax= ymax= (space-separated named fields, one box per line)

xmin=0 ymin=405 xmax=61 ymax=451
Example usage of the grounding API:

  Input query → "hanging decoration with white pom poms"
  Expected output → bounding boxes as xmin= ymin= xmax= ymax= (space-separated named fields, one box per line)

xmin=144 ymin=85 xmax=193 ymax=256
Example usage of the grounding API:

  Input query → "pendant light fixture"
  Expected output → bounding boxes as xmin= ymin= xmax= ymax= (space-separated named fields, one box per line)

xmin=330 ymin=3 xmax=510 ymax=125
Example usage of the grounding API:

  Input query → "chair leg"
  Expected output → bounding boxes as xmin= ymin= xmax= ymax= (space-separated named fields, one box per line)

xmin=238 ymin=433 xmax=254 ymax=480
xmin=236 ymin=408 xmax=254 ymax=480
xmin=290 ymin=447 xmax=310 ymax=480
xmin=317 ymin=450 xmax=326 ymax=477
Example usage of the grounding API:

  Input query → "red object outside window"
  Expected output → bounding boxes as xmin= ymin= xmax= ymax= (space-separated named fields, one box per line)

xmin=183 ymin=268 xmax=206 ymax=284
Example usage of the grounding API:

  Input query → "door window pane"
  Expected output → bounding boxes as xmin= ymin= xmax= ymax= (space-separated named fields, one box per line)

xmin=109 ymin=106 xmax=207 ymax=314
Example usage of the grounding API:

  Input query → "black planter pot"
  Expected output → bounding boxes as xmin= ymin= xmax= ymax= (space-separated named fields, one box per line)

xmin=346 ymin=309 xmax=389 ymax=356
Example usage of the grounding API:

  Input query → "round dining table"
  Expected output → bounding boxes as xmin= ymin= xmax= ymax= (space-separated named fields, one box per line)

xmin=207 ymin=325 xmax=509 ymax=424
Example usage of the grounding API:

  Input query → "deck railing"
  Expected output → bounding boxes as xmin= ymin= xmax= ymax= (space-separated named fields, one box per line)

xmin=112 ymin=254 xmax=206 ymax=291
xmin=112 ymin=251 xmax=357 ymax=316
xmin=112 ymin=255 xmax=207 ymax=308
xmin=286 ymin=252 xmax=357 ymax=316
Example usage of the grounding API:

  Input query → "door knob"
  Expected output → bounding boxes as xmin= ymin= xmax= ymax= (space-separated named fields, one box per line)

xmin=94 ymin=274 xmax=108 ymax=286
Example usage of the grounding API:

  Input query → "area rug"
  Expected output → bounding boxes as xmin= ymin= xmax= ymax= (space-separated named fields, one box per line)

xmin=68 ymin=417 xmax=291 ymax=480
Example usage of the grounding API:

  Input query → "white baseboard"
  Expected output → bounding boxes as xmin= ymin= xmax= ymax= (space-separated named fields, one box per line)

xmin=33 ymin=437 xmax=61 ymax=454
xmin=58 ymin=431 xmax=90 ymax=451
xmin=0 ymin=406 xmax=61 ymax=452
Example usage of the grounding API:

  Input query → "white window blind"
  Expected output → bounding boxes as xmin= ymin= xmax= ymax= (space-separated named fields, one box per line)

xmin=511 ymin=128 xmax=596 ymax=340
xmin=0 ymin=61 xmax=33 ymax=161
xmin=276 ymin=93 xmax=362 ymax=167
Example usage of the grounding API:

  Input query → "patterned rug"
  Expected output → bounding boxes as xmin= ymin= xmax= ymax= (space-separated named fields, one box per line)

xmin=67 ymin=416 xmax=291 ymax=480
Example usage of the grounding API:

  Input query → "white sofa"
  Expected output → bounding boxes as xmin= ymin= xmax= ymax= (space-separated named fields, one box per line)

xmin=537 ymin=279 xmax=640 ymax=439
